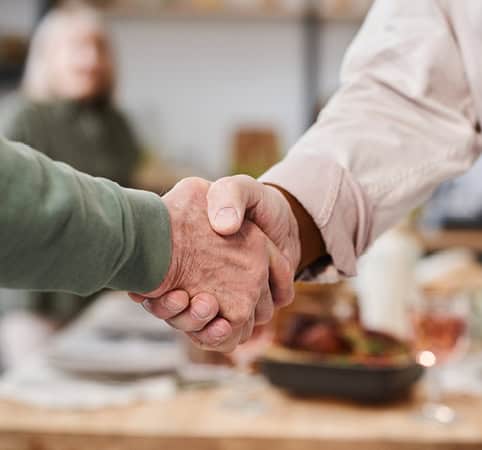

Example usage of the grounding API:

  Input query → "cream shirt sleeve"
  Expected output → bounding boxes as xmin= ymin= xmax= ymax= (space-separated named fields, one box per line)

xmin=261 ymin=0 xmax=480 ymax=277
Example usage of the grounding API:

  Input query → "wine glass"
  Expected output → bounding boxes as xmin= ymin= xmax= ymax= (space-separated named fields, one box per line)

xmin=410 ymin=291 xmax=470 ymax=424
xmin=221 ymin=325 xmax=273 ymax=414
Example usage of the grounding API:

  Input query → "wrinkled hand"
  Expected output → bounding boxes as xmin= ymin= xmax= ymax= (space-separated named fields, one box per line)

xmin=129 ymin=177 xmax=294 ymax=352
xmin=207 ymin=175 xmax=301 ymax=277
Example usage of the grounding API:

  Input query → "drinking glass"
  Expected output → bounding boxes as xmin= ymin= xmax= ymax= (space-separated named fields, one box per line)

xmin=410 ymin=292 xmax=470 ymax=424
xmin=221 ymin=326 xmax=273 ymax=414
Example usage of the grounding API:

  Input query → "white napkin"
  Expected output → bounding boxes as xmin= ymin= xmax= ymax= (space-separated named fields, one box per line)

xmin=0 ymin=355 xmax=176 ymax=410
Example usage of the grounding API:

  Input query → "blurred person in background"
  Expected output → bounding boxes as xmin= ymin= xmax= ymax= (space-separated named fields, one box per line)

xmin=0 ymin=2 xmax=171 ymax=366
xmin=1 ymin=3 xmax=140 ymax=189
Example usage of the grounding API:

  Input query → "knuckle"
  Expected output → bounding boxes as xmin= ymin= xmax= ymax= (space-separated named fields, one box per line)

xmin=203 ymin=335 xmax=231 ymax=351
xmin=189 ymin=334 xmax=203 ymax=348
xmin=274 ymin=256 xmax=294 ymax=285
xmin=218 ymin=341 xmax=238 ymax=353
xmin=150 ymin=305 xmax=175 ymax=320
xmin=207 ymin=178 xmax=232 ymax=202
xmin=239 ymin=334 xmax=250 ymax=345
xmin=277 ymin=293 xmax=294 ymax=308
xmin=281 ymin=258 xmax=294 ymax=283
xmin=286 ymin=284 xmax=296 ymax=303
xmin=256 ymin=305 xmax=274 ymax=325
xmin=285 ymin=293 xmax=295 ymax=306
xmin=213 ymin=176 xmax=233 ymax=187
xmin=278 ymin=251 xmax=289 ymax=269
xmin=190 ymin=323 xmax=208 ymax=333
xmin=178 ymin=177 xmax=210 ymax=196
xmin=229 ymin=316 xmax=246 ymax=329
xmin=228 ymin=303 xmax=252 ymax=327
xmin=285 ymin=254 xmax=295 ymax=275
xmin=214 ymin=177 xmax=240 ymax=196
xmin=184 ymin=317 xmax=206 ymax=332
xmin=190 ymin=333 xmax=215 ymax=350
xmin=277 ymin=283 xmax=295 ymax=307
xmin=211 ymin=174 xmax=251 ymax=196
xmin=234 ymin=174 xmax=254 ymax=184
xmin=191 ymin=337 xmax=224 ymax=352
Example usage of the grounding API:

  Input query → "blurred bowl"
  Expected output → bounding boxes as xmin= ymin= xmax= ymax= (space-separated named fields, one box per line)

xmin=260 ymin=347 xmax=424 ymax=403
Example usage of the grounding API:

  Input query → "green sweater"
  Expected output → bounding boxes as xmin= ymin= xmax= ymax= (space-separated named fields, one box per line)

xmin=0 ymin=95 xmax=141 ymax=188
xmin=0 ymin=137 xmax=171 ymax=296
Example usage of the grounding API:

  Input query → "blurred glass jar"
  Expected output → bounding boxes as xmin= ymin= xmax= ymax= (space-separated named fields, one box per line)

xmin=468 ymin=289 xmax=482 ymax=342
xmin=320 ymin=0 xmax=372 ymax=19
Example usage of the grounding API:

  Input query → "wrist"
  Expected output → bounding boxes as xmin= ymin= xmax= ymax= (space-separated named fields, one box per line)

xmin=264 ymin=184 xmax=302 ymax=272
xmin=150 ymin=178 xmax=213 ymax=297
xmin=109 ymin=189 xmax=172 ymax=294
xmin=144 ymin=194 xmax=188 ymax=297
xmin=264 ymin=183 xmax=325 ymax=274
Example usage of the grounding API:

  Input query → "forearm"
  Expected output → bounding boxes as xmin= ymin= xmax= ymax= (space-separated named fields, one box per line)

xmin=0 ymin=137 xmax=171 ymax=295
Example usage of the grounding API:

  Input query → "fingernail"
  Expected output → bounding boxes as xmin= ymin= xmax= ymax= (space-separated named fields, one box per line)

xmin=214 ymin=207 xmax=238 ymax=229
xmin=209 ymin=323 xmax=229 ymax=340
xmin=192 ymin=300 xmax=211 ymax=320
xmin=164 ymin=295 xmax=186 ymax=312
xmin=142 ymin=299 xmax=152 ymax=313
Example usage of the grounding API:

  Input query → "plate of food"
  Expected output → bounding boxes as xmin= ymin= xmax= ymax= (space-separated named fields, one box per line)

xmin=260 ymin=283 xmax=424 ymax=403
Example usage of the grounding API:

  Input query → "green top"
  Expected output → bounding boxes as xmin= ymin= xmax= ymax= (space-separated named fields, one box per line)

xmin=0 ymin=94 xmax=141 ymax=188
xmin=0 ymin=137 xmax=171 ymax=297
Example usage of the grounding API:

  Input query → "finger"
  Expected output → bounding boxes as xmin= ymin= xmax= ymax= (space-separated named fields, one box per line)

xmin=205 ymin=328 xmax=242 ymax=353
xmin=254 ymin=286 xmax=274 ymax=325
xmin=128 ymin=293 xmax=145 ymax=304
xmin=267 ymin=239 xmax=295 ymax=308
xmin=207 ymin=175 xmax=265 ymax=235
xmin=188 ymin=318 xmax=239 ymax=352
xmin=166 ymin=293 xmax=219 ymax=332
xmin=240 ymin=314 xmax=255 ymax=344
xmin=142 ymin=290 xmax=190 ymax=320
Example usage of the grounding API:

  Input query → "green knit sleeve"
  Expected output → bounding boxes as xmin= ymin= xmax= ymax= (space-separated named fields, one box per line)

xmin=0 ymin=137 xmax=171 ymax=295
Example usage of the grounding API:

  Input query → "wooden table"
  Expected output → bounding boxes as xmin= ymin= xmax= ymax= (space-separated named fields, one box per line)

xmin=1 ymin=385 xmax=482 ymax=450
xmin=417 ymin=229 xmax=482 ymax=253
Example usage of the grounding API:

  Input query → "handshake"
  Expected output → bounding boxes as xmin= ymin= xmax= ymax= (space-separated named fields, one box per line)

xmin=130 ymin=175 xmax=302 ymax=352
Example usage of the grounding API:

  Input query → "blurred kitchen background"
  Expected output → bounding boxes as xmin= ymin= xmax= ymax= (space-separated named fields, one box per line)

xmin=0 ymin=0 xmax=368 ymax=176
xmin=2 ymin=1 xmax=482 ymax=448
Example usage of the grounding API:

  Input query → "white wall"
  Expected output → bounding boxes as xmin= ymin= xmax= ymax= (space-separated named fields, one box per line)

xmin=0 ymin=0 xmax=36 ymax=34
xmin=0 ymin=1 xmax=360 ymax=177
xmin=319 ymin=21 xmax=359 ymax=97
xmin=109 ymin=19 xmax=303 ymax=176
xmin=109 ymin=18 xmax=359 ymax=177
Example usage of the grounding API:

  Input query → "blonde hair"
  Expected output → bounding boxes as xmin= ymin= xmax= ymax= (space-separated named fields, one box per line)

xmin=22 ymin=2 xmax=114 ymax=101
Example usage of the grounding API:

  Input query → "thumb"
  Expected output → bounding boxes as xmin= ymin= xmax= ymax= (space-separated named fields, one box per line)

xmin=207 ymin=175 xmax=264 ymax=235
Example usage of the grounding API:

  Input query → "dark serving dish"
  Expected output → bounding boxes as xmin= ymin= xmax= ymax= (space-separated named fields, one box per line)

xmin=260 ymin=353 xmax=424 ymax=403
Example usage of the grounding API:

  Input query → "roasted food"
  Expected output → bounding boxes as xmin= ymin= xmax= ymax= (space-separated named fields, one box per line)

xmin=278 ymin=315 xmax=412 ymax=367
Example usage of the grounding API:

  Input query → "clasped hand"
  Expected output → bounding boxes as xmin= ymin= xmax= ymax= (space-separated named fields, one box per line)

xmin=130 ymin=176 xmax=301 ymax=352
